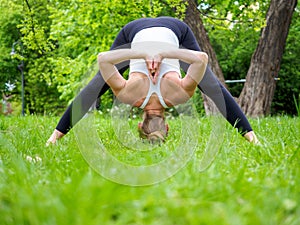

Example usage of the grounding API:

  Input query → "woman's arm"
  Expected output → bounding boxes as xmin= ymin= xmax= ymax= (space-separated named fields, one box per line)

xmin=97 ymin=49 xmax=148 ymax=95
xmin=98 ymin=48 xmax=208 ymax=96
xmin=158 ymin=49 xmax=208 ymax=93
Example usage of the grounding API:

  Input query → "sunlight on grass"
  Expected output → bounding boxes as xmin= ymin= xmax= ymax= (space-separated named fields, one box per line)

xmin=0 ymin=115 xmax=299 ymax=225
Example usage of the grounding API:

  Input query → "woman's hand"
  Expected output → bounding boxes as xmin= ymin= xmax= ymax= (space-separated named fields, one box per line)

xmin=146 ymin=54 xmax=162 ymax=84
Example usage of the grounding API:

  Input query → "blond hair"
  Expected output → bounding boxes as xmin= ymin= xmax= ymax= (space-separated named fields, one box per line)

xmin=138 ymin=114 xmax=168 ymax=144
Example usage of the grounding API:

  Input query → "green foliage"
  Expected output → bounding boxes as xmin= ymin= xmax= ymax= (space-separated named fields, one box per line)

xmin=200 ymin=0 xmax=269 ymax=96
xmin=293 ymin=94 xmax=300 ymax=116
xmin=46 ymin=0 xmax=186 ymax=103
xmin=198 ymin=0 xmax=269 ymax=30
xmin=208 ymin=22 xmax=260 ymax=97
xmin=0 ymin=0 xmax=187 ymax=115
xmin=25 ymin=57 xmax=66 ymax=114
xmin=0 ymin=0 xmax=68 ymax=115
xmin=0 ymin=0 xmax=23 ymax=93
xmin=0 ymin=115 xmax=300 ymax=224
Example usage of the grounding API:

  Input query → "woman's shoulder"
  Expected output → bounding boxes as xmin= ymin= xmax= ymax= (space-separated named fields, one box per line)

xmin=115 ymin=75 xmax=148 ymax=105
xmin=126 ymin=74 xmax=149 ymax=91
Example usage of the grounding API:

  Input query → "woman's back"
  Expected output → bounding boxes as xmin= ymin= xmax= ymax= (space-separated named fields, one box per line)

xmin=117 ymin=71 xmax=193 ymax=109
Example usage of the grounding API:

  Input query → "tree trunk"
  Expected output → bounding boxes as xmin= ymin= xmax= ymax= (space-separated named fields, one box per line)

xmin=183 ymin=0 xmax=227 ymax=115
xmin=238 ymin=0 xmax=297 ymax=117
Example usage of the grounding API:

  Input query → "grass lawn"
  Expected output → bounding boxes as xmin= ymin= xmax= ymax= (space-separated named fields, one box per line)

xmin=0 ymin=115 xmax=299 ymax=225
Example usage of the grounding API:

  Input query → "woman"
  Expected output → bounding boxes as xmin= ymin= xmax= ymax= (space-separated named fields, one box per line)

xmin=47 ymin=17 xmax=258 ymax=145
xmin=98 ymin=35 xmax=208 ymax=142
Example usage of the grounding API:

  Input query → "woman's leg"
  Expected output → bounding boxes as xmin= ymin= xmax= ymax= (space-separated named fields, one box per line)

xmin=199 ymin=66 xmax=252 ymax=134
xmin=55 ymin=60 xmax=129 ymax=134
xmin=180 ymin=61 xmax=252 ymax=134
xmin=55 ymin=71 xmax=109 ymax=134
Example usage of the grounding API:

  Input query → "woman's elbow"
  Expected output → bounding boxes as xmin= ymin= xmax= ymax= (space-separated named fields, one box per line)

xmin=97 ymin=53 xmax=105 ymax=64
xmin=197 ymin=52 xmax=208 ymax=65
xmin=97 ymin=53 xmax=110 ymax=70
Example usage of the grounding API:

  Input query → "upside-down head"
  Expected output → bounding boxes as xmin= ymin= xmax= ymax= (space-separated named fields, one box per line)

xmin=138 ymin=113 xmax=169 ymax=144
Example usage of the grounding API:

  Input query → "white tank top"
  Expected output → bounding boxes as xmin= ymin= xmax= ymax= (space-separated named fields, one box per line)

xmin=139 ymin=72 xmax=169 ymax=109
xmin=129 ymin=27 xmax=180 ymax=109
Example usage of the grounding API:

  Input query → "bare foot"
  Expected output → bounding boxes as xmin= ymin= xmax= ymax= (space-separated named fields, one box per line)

xmin=46 ymin=129 xmax=65 ymax=146
xmin=244 ymin=131 xmax=260 ymax=144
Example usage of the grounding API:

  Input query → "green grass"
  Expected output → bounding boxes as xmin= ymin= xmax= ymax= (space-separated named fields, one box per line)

xmin=0 ymin=115 xmax=299 ymax=225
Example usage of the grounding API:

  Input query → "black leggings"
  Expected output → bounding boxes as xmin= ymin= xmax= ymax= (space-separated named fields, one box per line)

xmin=56 ymin=63 xmax=252 ymax=134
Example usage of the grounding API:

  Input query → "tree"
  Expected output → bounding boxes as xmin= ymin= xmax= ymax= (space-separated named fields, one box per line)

xmin=183 ymin=0 xmax=298 ymax=117
xmin=183 ymin=0 xmax=226 ymax=114
xmin=183 ymin=0 xmax=267 ymax=115
xmin=238 ymin=0 xmax=298 ymax=116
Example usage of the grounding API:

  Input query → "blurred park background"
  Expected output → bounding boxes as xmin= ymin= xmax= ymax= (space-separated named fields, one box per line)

xmin=0 ymin=0 xmax=299 ymax=117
